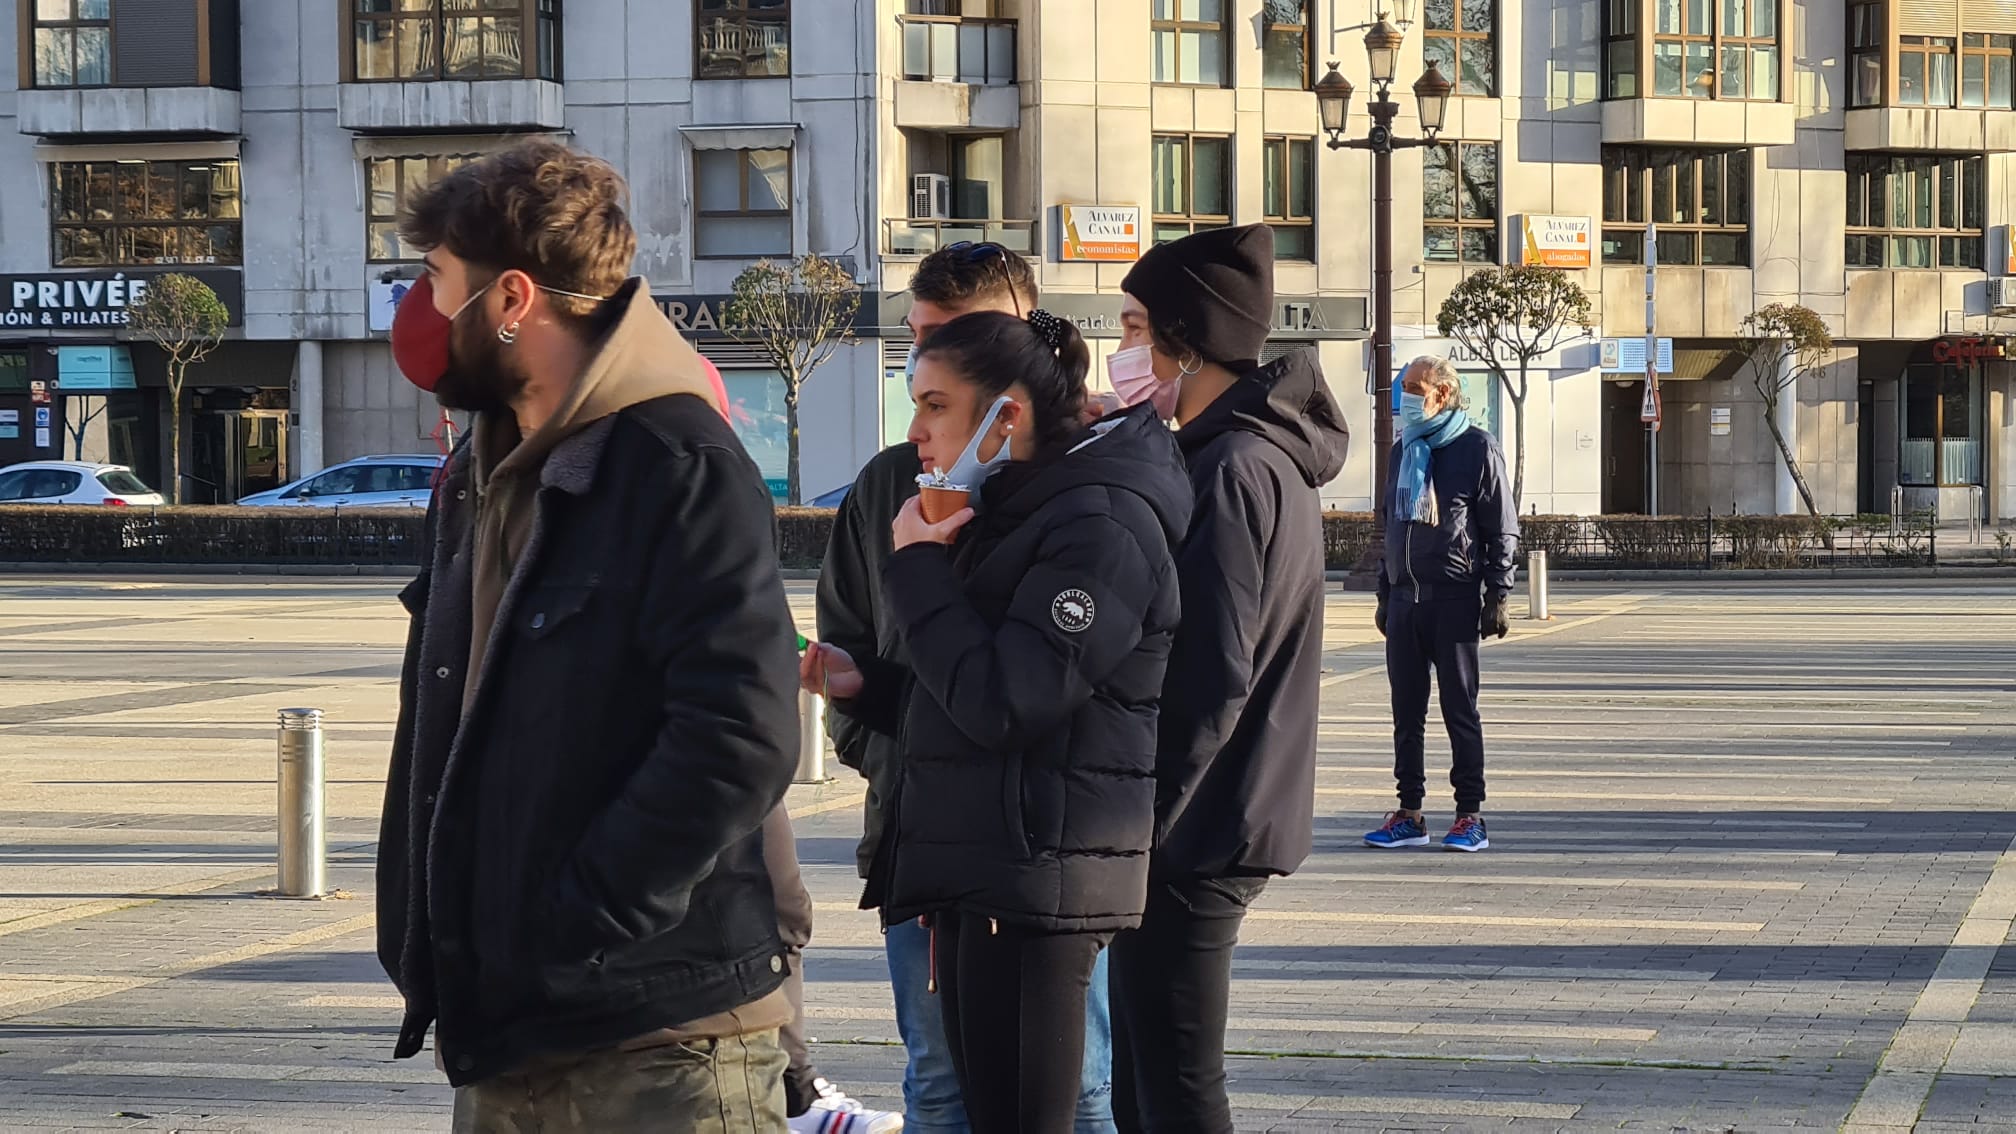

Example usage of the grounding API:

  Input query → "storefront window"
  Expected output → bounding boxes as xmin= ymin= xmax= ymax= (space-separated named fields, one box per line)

xmin=1899 ymin=364 xmax=1982 ymax=486
xmin=0 ymin=352 xmax=27 ymax=393
xmin=884 ymin=367 xmax=913 ymax=450
xmin=720 ymin=368 xmax=790 ymax=501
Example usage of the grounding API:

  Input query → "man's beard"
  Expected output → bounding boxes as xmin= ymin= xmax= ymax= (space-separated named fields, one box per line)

xmin=433 ymin=304 xmax=529 ymax=415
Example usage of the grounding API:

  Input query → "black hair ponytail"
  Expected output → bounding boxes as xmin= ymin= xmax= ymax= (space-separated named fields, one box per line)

xmin=916 ymin=309 xmax=1090 ymax=452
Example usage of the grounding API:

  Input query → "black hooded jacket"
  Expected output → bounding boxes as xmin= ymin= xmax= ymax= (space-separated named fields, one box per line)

xmin=1153 ymin=348 xmax=1350 ymax=881
xmin=838 ymin=406 xmax=1192 ymax=932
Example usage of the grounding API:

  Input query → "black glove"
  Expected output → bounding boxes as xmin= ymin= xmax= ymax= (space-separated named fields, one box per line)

xmin=1481 ymin=595 xmax=1509 ymax=640
xmin=1374 ymin=598 xmax=1387 ymax=638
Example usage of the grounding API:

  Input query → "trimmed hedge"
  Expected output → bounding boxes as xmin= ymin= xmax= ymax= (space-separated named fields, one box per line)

xmin=0 ymin=504 xmax=1938 ymax=571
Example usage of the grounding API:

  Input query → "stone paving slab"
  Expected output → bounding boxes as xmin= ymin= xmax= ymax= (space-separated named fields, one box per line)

xmin=0 ymin=578 xmax=2012 ymax=1130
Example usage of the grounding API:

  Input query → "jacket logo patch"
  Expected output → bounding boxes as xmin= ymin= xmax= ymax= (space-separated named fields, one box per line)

xmin=1052 ymin=589 xmax=1095 ymax=633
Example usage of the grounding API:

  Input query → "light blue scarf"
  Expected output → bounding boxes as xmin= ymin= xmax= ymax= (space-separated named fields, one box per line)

xmin=1395 ymin=408 xmax=1472 ymax=526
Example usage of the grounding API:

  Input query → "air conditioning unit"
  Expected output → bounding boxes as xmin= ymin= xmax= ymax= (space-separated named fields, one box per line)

xmin=910 ymin=173 xmax=953 ymax=221
xmin=1991 ymin=276 xmax=2016 ymax=314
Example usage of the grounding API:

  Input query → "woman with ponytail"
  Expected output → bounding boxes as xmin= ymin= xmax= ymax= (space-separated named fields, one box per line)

xmin=803 ymin=310 xmax=1190 ymax=1132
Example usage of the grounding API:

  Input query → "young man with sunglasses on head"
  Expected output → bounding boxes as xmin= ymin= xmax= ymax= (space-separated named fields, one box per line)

xmin=817 ymin=241 xmax=1120 ymax=1133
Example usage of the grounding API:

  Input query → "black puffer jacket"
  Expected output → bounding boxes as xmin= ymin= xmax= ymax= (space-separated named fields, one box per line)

xmin=842 ymin=406 xmax=1191 ymax=932
xmin=1375 ymin=424 xmax=1519 ymax=600
xmin=1154 ymin=349 xmax=1349 ymax=881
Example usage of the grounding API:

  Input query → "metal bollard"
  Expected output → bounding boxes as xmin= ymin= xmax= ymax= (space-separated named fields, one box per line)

xmin=794 ymin=688 xmax=831 ymax=785
xmin=276 ymin=708 xmax=327 ymax=898
xmin=1526 ymin=550 xmax=1550 ymax=621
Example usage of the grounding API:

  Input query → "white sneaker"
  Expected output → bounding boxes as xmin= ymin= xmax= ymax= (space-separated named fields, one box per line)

xmin=787 ymin=1077 xmax=904 ymax=1133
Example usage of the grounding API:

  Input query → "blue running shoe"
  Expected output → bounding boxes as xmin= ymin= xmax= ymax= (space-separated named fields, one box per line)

xmin=1443 ymin=814 xmax=1489 ymax=852
xmin=1364 ymin=811 xmax=1430 ymax=848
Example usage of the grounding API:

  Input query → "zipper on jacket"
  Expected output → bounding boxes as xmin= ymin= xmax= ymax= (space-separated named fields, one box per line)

xmin=925 ymin=915 xmax=937 ymax=994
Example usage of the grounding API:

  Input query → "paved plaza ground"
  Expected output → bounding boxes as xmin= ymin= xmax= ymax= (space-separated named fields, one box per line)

xmin=0 ymin=575 xmax=2011 ymax=1132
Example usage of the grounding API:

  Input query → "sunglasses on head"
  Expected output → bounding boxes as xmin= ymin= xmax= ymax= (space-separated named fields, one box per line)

xmin=940 ymin=241 xmax=1023 ymax=316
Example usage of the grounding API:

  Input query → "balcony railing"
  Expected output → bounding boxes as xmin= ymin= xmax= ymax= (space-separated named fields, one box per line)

xmin=885 ymin=218 xmax=1035 ymax=257
xmin=899 ymin=16 xmax=1016 ymax=86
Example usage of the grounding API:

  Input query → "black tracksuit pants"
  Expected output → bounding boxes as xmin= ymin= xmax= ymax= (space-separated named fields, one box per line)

xmin=1110 ymin=876 xmax=1268 ymax=1134
xmin=1386 ymin=589 xmax=1487 ymax=813
xmin=933 ymin=912 xmax=1109 ymax=1134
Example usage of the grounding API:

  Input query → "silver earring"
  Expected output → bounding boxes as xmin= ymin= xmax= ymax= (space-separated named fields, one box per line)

xmin=497 ymin=322 xmax=520 ymax=345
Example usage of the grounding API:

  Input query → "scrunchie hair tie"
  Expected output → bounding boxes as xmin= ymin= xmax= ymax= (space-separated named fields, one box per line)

xmin=1025 ymin=308 xmax=1070 ymax=352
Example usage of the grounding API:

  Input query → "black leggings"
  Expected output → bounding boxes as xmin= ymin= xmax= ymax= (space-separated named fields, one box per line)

xmin=932 ymin=912 xmax=1109 ymax=1134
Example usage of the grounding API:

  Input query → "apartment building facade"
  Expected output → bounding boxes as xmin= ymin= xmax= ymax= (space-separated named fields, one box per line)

xmin=1 ymin=0 xmax=2012 ymax=520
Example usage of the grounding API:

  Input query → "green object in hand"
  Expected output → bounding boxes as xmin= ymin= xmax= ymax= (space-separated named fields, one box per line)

xmin=796 ymin=633 xmax=809 ymax=652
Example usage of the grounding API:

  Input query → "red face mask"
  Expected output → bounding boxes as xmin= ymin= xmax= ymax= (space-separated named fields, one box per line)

xmin=390 ymin=275 xmax=457 ymax=393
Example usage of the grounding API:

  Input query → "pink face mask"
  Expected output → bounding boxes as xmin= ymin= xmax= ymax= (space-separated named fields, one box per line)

xmin=1108 ymin=345 xmax=1179 ymax=420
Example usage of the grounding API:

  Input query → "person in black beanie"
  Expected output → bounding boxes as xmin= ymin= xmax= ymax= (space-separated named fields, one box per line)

xmin=1106 ymin=224 xmax=1349 ymax=1132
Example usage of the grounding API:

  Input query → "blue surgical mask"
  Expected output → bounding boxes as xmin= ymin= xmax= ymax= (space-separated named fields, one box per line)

xmin=936 ymin=395 xmax=1016 ymax=492
xmin=1399 ymin=392 xmax=1431 ymax=427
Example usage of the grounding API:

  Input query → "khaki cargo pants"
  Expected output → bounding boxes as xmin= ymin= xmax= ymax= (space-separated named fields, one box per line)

xmin=451 ymin=1030 xmax=788 ymax=1133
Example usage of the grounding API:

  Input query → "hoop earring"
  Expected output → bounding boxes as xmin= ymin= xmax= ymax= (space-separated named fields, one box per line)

xmin=497 ymin=322 xmax=520 ymax=346
xmin=1179 ymin=353 xmax=1203 ymax=377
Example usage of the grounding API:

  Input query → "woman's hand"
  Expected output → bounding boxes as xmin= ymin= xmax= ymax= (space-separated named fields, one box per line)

xmin=893 ymin=495 xmax=973 ymax=551
xmin=799 ymin=641 xmax=863 ymax=700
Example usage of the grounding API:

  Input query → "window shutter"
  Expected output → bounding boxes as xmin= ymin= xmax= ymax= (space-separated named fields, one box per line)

xmin=1897 ymin=0 xmax=1960 ymax=36
xmin=697 ymin=343 xmax=777 ymax=368
xmin=1971 ymin=1 xmax=2016 ymax=34
xmin=882 ymin=339 xmax=915 ymax=369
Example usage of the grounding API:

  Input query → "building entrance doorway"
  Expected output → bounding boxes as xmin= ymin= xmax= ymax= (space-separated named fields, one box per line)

xmin=192 ymin=410 xmax=288 ymax=504
xmin=1602 ymin=379 xmax=1649 ymax=514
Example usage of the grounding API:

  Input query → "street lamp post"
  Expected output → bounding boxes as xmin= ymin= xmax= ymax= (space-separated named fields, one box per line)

xmin=1314 ymin=22 xmax=1452 ymax=513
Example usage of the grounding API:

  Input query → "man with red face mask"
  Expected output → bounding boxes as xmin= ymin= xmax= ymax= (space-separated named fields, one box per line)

xmin=376 ymin=139 xmax=800 ymax=1129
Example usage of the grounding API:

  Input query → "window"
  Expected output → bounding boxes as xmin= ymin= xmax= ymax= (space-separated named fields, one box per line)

xmin=1850 ymin=1 xmax=1885 ymax=108
xmin=1263 ymin=137 xmax=1315 ymax=260
xmin=1961 ymin=34 xmax=2015 ymax=110
xmin=365 ymin=155 xmax=480 ymax=263
xmin=1901 ymin=365 xmax=1983 ymax=486
xmin=1898 ymin=36 xmax=1957 ymax=107
xmin=1262 ymin=0 xmax=1311 ymax=90
xmin=0 ymin=469 xmax=83 ymax=501
xmin=351 ymin=0 xmax=556 ymax=82
xmin=1151 ymin=134 xmax=1230 ymax=243
xmin=697 ymin=0 xmax=789 ymax=79
xmin=30 ymin=0 xmax=110 ymax=88
xmin=1605 ymin=0 xmax=1639 ymax=97
xmin=1425 ymin=0 xmax=1495 ymax=97
xmin=721 ymin=369 xmax=790 ymax=501
xmin=1601 ymin=147 xmax=1750 ymax=266
xmin=96 ymin=469 xmax=152 ymax=496
xmin=50 ymin=160 xmax=243 ymax=267
xmin=1152 ymin=0 xmax=1227 ymax=86
xmin=1845 ymin=154 xmax=1985 ymax=269
xmin=1645 ymin=0 xmax=1779 ymax=99
xmin=695 ymin=148 xmax=792 ymax=258
xmin=950 ymin=136 xmax=1004 ymax=221
xmin=1423 ymin=141 xmax=1498 ymax=263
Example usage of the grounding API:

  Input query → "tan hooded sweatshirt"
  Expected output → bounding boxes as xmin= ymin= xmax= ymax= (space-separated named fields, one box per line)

xmin=458 ymin=277 xmax=792 ymax=1044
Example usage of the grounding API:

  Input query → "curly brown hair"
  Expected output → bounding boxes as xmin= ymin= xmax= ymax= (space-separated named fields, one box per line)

xmin=401 ymin=139 xmax=634 ymax=320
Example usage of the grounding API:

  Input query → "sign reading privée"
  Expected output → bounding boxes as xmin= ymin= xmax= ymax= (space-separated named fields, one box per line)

xmin=1516 ymin=215 xmax=1594 ymax=269
xmin=1059 ymin=205 xmax=1144 ymax=262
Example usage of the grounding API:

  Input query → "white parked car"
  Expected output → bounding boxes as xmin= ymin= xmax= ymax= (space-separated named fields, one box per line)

xmin=237 ymin=454 xmax=445 ymax=509
xmin=0 ymin=461 xmax=166 ymax=507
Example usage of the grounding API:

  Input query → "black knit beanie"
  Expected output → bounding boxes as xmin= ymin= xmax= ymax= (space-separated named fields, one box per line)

xmin=1120 ymin=223 xmax=1275 ymax=371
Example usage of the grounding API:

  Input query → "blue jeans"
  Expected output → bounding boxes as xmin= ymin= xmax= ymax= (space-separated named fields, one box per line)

xmin=886 ymin=916 xmax=1116 ymax=1134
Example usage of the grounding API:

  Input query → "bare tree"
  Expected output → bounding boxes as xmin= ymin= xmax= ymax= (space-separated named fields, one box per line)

xmin=1736 ymin=302 xmax=1834 ymax=517
xmin=722 ymin=255 xmax=861 ymax=505
xmin=127 ymin=274 xmax=228 ymax=504
xmin=65 ymin=395 xmax=107 ymax=461
xmin=1435 ymin=266 xmax=1595 ymax=511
